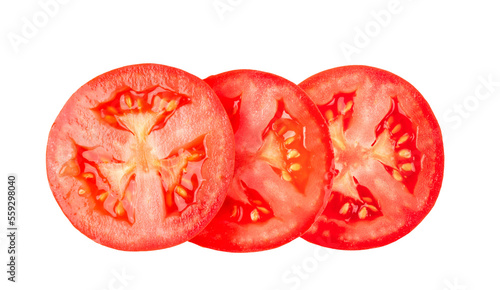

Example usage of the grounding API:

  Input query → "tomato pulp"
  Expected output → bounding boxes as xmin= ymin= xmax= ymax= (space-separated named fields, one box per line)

xmin=46 ymin=64 xmax=235 ymax=251
xmin=191 ymin=70 xmax=334 ymax=252
xmin=300 ymin=66 xmax=444 ymax=250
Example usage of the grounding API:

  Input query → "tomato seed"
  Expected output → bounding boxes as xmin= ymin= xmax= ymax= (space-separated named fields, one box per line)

xmin=175 ymin=185 xmax=188 ymax=198
xmin=397 ymin=133 xmax=409 ymax=145
xmin=107 ymin=106 xmax=118 ymax=114
xmin=250 ymin=209 xmax=260 ymax=221
xmin=187 ymin=153 xmax=204 ymax=162
xmin=284 ymin=136 xmax=295 ymax=145
xmin=325 ymin=110 xmax=334 ymax=122
xmin=358 ymin=207 xmax=368 ymax=219
xmin=230 ymin=205 xmax=238 ymax=218
xmin=281 ymin=170 xmax=292 ymax=182
xmin=124 ymin=95 xmax=133 ymax=108
xmin=166 ymin=100 xmax=178 ymax=112
xmin=104 ymin=115 xmax=116 ymax=124
xmin=343 ymin=101 xmax=353 ymax=114
xmin=392 ymin=170 xmax=403 ymax=181
xmin=257 ymin=206 xmax=270 ymax=214
xmin=289 ymin=163 xmax=301 ymax=171
xmin=391 ymin=124 xmax=402 ymax=134
xmin=398 ymin=149 xmax=411 ymax=158
xmin=401 ymin=163 xmax=413 ymax=172
xmin=115 ymin=201 xmax=125 ymax=216
xmin=339 ymin=202 xmax=350 ymax=215
xmin=82 ymin=172 xmax=94 ymax=179
xmin=97 ymin=191 xmax=109 ymax=202
xmin=278 ymin=126 xmax=287 ymax=136
xmin=287 ymin=149 xmax=300 ymax=159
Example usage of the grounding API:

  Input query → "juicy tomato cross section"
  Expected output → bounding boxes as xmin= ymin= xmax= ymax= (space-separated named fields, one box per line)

xmin=300 ymin=66 xmax=444 ymax=250
xmin=47 ymin=64 xmax=235 ymax=251
xmin=191 ymin=70 xmax=334 ymax=252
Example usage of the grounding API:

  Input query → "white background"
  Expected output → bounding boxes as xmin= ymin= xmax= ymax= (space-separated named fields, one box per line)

xmin=1 ymin=0 xmax=499 ymax=289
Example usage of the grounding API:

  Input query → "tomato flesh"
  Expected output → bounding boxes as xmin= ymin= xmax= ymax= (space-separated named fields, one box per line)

xmin=300 ymin=66 xmax=444 ymax=250
xmin=191 ymin=70 xmax=334 ymax=252
xmin=47 ymin=64 xmax=235 ymax=251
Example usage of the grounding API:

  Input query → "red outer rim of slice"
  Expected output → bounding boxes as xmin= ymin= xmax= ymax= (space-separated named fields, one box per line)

xmin=300 ymin=65 xmax=444 ymax=250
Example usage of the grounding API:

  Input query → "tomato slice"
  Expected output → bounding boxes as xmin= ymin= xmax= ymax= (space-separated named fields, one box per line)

xmin=191 ymin=70 xmax=334 ymax=252
xmin=46 ymin=64 xmax=235 ymax=251
xmin=299 ymin=66 xmax=444 ymax=250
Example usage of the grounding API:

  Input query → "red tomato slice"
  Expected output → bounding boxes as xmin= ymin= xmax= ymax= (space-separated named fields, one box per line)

xmin=46 ymin=64 xmax=235 ymax=251
xmin=299 ymin=66 xmax=444 ymax=250
xmin=191 ymin=70 xmax=334 ymax=252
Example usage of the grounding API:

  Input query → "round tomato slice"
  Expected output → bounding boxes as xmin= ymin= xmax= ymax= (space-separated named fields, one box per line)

xmin=46 ymin=64 xmax=235 ymax=251
xmin=191 ymin=70 xmax=334 ymax=252
xmin=299 ymin=65 xmax=444 ymax=250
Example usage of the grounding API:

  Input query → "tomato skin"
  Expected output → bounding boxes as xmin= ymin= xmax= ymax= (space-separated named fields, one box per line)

xmin=46 ymin=64 xmax=235 ymax=251
xmin=191 ymin=70 xmax=334 ymax=252
xmin=300 ymin=65 xmax=444 ymax=250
